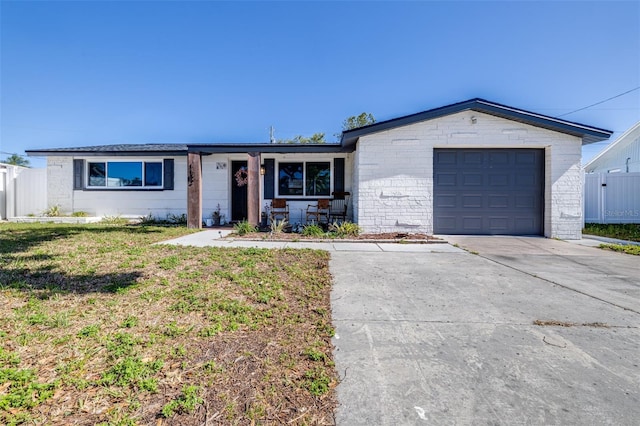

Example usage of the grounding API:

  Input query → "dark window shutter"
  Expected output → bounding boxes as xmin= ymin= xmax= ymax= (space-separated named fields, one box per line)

xmin=333 ymin=158 xmax=345 ymax=193
xmin=163 ymin=159 xmax=174 ymax=190
xmin=263 ymin=159 xmax=275 ymax=199
xmin=73 ymin=159 xmax=84 ymax=190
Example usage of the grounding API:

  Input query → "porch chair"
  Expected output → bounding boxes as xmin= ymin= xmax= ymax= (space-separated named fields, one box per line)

xmin=330 ymin=192 xmax=350 ymax=223
xmin=306 ymin=199 xmax=330 ymax=224
xmin=269 ymin=198 xmax=289 ymax=224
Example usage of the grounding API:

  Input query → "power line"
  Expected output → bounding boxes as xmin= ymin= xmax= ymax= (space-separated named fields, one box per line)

xmin=558 ymin=86 xmax=640 ymax=117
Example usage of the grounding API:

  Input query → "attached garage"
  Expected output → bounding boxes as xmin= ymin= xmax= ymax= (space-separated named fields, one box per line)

xmin=433 ymin=148 xmax=544 ymax=235
xmin=342 ymin=98 xmax=613 ymax=239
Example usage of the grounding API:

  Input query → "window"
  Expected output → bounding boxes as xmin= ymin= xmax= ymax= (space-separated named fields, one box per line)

xmin=306 ymin=162 xmax=330 ymax=196
xmin=87 ymin=161 xmax=163 ymax=188
xmin=278 ymin=161 xmax=330 ymax=197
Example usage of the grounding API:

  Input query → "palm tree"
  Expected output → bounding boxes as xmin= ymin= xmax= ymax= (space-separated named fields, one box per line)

xmin=4 ymin=154 xmax=30 ymax=167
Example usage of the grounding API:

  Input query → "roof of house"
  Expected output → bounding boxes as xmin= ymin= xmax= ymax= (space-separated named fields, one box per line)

xmin=584 ymin=121 xmax=640 ymax=172
xmin=26 ymin=142 xmax=346 ymax=156
xmin=26 ymin=144 xmax=189 ymax=156
xmin=341 ymin=98 xmax=613 ymax=148
xmin=26 ymin=98 xmax=613 ymax=157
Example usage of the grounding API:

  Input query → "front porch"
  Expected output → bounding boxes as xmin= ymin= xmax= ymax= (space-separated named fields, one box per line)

xmin=185 ymin=144 xmax=353 ymax=229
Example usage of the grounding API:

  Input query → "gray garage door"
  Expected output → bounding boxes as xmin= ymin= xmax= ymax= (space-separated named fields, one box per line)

xmin=433 ymin=149 xmax=544 ymax=235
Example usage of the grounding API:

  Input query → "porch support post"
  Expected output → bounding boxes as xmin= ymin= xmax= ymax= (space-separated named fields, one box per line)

xmin=187 ymin=152 xmax=202 ymax=229
xmin=247 ymin=152 xmax=260 ymax=226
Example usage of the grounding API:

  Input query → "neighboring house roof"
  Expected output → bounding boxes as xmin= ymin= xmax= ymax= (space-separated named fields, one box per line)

xmin=0 ymin=162 xmax=27 ymax=169
xmin=341 ymin=98 xmax=613 ymax=149
xmin=26 ymin=144 xmax=189 ymax=156
xmin=584 ymin=121 xmax=640 ymax=173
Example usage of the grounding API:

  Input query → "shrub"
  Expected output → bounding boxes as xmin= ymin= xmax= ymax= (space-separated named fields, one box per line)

xmin=233 ymin=220 xmax=257 ymax=236
xmin=302 ymin=224 xmax=325 ymax=237
xmin=42 ymin=205 xmax=62 ymax=217
xmin=139 ymin=213 xmax=158 ymax=224
xmin=71 ymin=211 xmax=88 ymax=217
xmin=101 ymin=215 xmax=128 ymax=225
xmin=270 ymin=219 xmax=288 ymax=234
xmin=166 ymin=213 xmax=187 ymax=225
xmin=329 ymin=221 xmax=361 ymax=237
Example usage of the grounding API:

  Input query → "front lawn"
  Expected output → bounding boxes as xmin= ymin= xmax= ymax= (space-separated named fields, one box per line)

xmin=0 ymin=223 xmax=336 ymax=425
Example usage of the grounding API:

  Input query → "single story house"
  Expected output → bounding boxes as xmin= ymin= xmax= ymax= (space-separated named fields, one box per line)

xmin=26 ymin=98 xmax=612 ymax=239
xmin=584 ymin=120 xmax=640 ymax=174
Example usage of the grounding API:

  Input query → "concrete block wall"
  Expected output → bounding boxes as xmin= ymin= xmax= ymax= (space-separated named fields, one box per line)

xmin=353 ymin=110 xmax=584 ymax=238
xmin=47 ymin=156 xmax=74 ymax=213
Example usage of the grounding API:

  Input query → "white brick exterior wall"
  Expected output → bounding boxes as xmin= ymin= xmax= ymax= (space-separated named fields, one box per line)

xmin=47 ymin=156 xmax=74 ymax=213
xmin=352 ymin=110 xmax=584 ymax=239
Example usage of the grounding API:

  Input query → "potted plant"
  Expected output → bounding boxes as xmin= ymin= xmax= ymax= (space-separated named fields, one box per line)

xmin=212 ymin=204 xmax=222 ymax=226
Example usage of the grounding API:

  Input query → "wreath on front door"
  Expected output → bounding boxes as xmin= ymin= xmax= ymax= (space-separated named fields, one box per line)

xmin=234 ymin=168 xmax=248 ymax=187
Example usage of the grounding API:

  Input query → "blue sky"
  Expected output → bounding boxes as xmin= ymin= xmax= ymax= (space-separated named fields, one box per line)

xmin=1 ymin=1 xmax=639 ymax=168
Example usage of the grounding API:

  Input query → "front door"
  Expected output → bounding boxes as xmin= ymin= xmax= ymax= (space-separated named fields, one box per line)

xmin=231 ymin=161 xmax=248 ymax=222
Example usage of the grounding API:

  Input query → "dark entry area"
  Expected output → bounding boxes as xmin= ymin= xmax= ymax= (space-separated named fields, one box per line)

xmin=231 ymin=161 xmax=248 ymax=222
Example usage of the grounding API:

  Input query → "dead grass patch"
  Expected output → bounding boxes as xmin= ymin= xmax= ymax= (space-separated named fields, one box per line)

xmin=0 ymin=223 xmax=337 ymax=425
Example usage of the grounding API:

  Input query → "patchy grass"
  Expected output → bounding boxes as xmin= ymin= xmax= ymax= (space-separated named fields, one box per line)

xmin=583 ymin=223 xmax=640 ymax=242
xmin=533 ymin=320 xmax=610 ymax=328
xmin=598 ymin=243 xmax=640 ymax=256
xmin=0 ymin=223 xmax=337 ymax=425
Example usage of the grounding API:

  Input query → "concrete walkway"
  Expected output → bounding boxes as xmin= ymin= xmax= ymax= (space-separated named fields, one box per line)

xmin=160 ymin=230 xmax=464 ymax=253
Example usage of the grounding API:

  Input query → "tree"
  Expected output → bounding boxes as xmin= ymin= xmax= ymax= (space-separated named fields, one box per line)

xmin=342 ymin=112 xmax=376 ymax=131
xmin=4 ymin=154 xmax=30 ymax=167
xmin=277 ymin=132 xmax=327 ymax=144
xmin=277 ymin=112 xmax=376 ymax=144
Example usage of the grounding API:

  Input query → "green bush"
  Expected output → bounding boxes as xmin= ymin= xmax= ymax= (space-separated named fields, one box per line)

xmin=166 ymin=213 xmax=187 ymax=225
xmin=302 ymin=224 xmax=325 ymax=237
xmin=71 ymin=211 xmax=88 ymax=217
xmin=233 ymin=220 xmax=257 ymax=236
xmin=329 ymin=221 xmax=361 ymax=237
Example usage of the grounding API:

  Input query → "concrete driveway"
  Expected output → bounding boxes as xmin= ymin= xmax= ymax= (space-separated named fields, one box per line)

xmin=330 ymin=237 xmax=640 ymax=425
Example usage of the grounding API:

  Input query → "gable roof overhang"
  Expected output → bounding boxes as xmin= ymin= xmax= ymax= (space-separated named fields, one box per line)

xmin=340 ymin=98 xmax=613 ymax=149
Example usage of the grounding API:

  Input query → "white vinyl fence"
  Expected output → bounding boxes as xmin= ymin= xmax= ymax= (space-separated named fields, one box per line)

xmin=0 ymin=165 xmax=47 ymax=219
xmin=584 ymin=172 xmax=640 ymax=224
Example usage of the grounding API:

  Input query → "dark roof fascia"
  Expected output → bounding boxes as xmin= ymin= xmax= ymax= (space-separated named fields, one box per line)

xmin=188 ymin=143 xmax=351 ymax=154
xmin=340 ymin=98 xmax=613 ymax=148
xmin=26 ymin=144 xmax=189 ymax=157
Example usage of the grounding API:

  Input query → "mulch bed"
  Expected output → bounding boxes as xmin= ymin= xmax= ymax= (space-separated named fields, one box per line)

xmin=226 ymin=231 xmax=443 ymax=242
